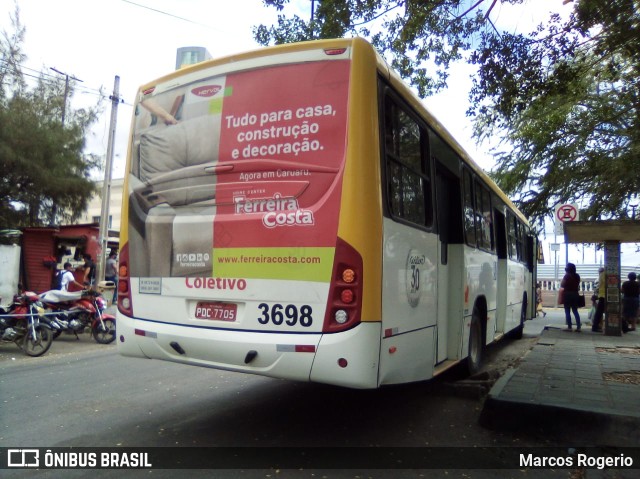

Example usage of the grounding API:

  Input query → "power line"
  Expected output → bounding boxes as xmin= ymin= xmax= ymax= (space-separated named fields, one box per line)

xmin=0 ymin=58 xmax=115 ymax=100
xmin=120 ymin=0 xmax=222 ymax=31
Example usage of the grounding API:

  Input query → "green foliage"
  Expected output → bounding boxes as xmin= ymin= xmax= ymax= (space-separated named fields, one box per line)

xmin=0 ymin=3 xmax=25 ymax=100
xmin=257 ymin=0 xmax=640 ymax=228
xmin=0 ymin=6 xmax=102 ymax=229
xmin=469 ymin=0 xmax=640 ymax=228
xmin=255 ymin=0 xmax=523 ymax=97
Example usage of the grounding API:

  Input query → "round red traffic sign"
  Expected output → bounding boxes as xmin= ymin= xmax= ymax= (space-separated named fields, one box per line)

xmin=556 ymin=204 xmax=578 ymax=222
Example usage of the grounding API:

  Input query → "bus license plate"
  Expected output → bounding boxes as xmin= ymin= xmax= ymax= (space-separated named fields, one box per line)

xmin=195 ymin=302 xmax=237 ymax=321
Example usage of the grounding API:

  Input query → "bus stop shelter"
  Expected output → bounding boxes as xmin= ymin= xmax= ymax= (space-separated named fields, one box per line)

xmin=564 ymin=220 xmax=640 ymax=336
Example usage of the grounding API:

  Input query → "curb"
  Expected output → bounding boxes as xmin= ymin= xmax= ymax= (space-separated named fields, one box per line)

xmin=479 ymin=336 xmax=640 ymax=447
xmin=480 ymin=391 xmax=640 ymax=447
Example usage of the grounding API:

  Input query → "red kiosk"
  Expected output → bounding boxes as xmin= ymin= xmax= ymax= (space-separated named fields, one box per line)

xmin=21 ymin=224 xmax=118 ymax=293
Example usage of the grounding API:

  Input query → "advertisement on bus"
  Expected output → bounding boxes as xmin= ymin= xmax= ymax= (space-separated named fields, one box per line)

xmin=128 ymin=60 xmax=350 ymax=289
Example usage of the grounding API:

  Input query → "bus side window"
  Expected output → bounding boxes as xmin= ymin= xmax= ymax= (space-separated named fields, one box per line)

xmin=494 ymin=207 xmax=508 ymax=260
xmin=430 ymin=128 xmax=464 ymax=264
xmin=382 ymin=92 xmax=432 ymax=228
xmin=475 ymin=180 xmax=494 ymax=252
xmin=507 ymin=213 xmax=519 ymax=260
xmin=518 ymin=221 xmax=527 ymax=263
xmin=462 ymin=168 xmax=477 ymax=246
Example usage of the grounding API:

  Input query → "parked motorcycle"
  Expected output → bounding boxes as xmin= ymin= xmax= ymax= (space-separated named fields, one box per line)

xmin=0 ymin=292 xmax=54 ymax=356
xmin=39 ymin=289 xmax=116 ymax=344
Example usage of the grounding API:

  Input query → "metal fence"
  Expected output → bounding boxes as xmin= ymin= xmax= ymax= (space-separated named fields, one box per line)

xmin=537 ymin=263 xmax=640 ymax=307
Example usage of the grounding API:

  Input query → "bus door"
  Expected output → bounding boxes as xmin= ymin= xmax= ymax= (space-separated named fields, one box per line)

xmin=435 ymin=164 xmax=462 ymax=363
xmin=493 ymin=207 xmax=508 ymax=334
xmin=378 ymin=88 xmax=439 ymax=385
xmin=526 ymin=234 xmax=540 ymax=320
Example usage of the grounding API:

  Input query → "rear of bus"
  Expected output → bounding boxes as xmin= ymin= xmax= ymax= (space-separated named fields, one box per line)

xmin=117 ymin=39 xmax=384 ymax=388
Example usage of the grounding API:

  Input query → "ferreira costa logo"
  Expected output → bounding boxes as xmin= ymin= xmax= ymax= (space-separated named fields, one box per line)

xmin=234 ymin=193 xmax=315 ymax=228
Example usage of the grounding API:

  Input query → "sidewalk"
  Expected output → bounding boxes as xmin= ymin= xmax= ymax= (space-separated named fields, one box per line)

xmin=481 ymin=310 xmax=640 ymax=446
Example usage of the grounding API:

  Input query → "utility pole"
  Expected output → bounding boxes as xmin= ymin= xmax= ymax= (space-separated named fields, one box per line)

xmin=309 ymin=0 xmax=315 ymax=38
xmin=49 ymin=68 xmax=83 ymax=225
xmin=50 ymin=67 xmax=83 ymax=124
xmin=96 ymin=76 xmax=121 ymax=284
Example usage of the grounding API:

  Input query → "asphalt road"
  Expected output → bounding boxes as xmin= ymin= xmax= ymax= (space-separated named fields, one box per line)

xmin=0 ymin=312 xmax=616 ymax=478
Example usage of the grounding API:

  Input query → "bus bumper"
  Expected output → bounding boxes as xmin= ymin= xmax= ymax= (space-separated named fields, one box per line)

xmin=117 ymin=312 xmax=382 ymax=388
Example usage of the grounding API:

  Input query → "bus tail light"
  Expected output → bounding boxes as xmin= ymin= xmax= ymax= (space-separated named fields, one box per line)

xmin=340 ymin=289 xmax=354 ymax=303
xmin=342 ymin=269 xmax=355 ymax=283
xmin=117 ymin=243 xmax=134 ymax=317
xmin=335 ymin=310 xmax=348 ymax=324
xmin=323 ymin=238 xmax=363 ymax=333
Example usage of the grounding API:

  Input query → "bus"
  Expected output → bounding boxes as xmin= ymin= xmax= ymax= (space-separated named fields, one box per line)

xmin=117 ymin=37 xmax=538 ymax=389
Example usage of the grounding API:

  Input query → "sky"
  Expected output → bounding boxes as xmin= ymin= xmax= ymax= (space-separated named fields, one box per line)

xmin=0 ymin=0 xmax=285 ymax=178
xmin=1 ymin=0 xmax=564 ymax=176
xmin=2 ymin=0 xmax=637 ymax=266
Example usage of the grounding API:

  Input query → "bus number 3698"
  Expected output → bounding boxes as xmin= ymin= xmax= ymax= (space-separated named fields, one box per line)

xmin=257 ymin=303 xmax=313 ymax=327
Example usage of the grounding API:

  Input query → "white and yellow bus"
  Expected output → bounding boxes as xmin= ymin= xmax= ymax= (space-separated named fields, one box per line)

xmin=117 ymin=38 xmax=538 ymax=389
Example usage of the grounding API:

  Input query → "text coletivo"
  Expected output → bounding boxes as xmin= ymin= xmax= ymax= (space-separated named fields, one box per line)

xmin=185 ymin=277 xmax=247 ymax=290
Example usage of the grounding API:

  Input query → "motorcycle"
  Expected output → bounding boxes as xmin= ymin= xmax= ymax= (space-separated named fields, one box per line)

xmin=0 ymin=292 xmax=54 ymax=356
xmin=39 ymin=289 xmax=116 ymax=344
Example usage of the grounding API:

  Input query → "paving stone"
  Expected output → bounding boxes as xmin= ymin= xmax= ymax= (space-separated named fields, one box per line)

xmin=481 ymin=326 xmax=640 ymax=446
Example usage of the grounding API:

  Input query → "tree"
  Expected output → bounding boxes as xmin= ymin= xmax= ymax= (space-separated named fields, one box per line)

xmin=468 ymin=0 xmax=640 ymax=226
xmin=0 ymin=5 xmax=102 ymax=229
xmin=254 ymin=0 xmax=524 ymax=96
xmin=254 ymin=0 xmax=640 ymax=227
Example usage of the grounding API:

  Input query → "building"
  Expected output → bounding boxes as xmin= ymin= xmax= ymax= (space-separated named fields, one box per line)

xmin=175 ymin=46 xmax=212 ymax=70
xmin=77 ymin=177 xmax=124 ymax=231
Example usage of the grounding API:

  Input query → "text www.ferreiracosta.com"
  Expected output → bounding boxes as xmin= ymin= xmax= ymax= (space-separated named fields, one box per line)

xmin=216 ymin=254 xmax=321 ymax=265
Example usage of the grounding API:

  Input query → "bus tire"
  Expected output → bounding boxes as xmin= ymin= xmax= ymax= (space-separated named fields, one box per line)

xmin=466 ymin=314 xmax=483 ymax=376
xmin=508 ymin=295 xmax=527 ymax=340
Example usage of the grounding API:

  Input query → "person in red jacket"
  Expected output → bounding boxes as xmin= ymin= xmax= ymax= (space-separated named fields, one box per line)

xmin=561 ymin=262 xmax=581 ymax=331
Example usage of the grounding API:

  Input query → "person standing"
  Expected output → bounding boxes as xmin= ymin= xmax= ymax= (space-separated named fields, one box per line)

xmin=561 ymin=262 xmax=582 ymax=331
xmin=536 ymin=282 xmax=546 ymax=317
xmin=621 ymin=272 xmax=639 ymax=332
xmin=60 ymin=262 xmax=85 ymax=292
xmin=105 ymin=252 xmax=118 ymax=302
xmin=82 ymin=254 xmax=96 ymax=286
xmin=592 ymin=267 xmax=606 ymax=332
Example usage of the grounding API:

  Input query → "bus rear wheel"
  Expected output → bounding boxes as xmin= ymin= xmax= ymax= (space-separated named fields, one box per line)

xmin=508 ymin=296 xmax=527 ymax=340
xmin=466 ymin=314 xmax=483 ymax=376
